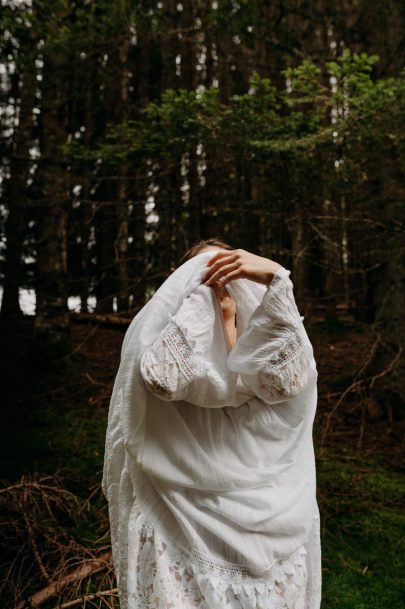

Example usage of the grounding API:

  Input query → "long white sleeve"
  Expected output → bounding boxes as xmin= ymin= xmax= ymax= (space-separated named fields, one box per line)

xmin=140 ymin=318 xmax=205 ymax=401
xmin=227 ymin=268 xmax=315 ymax=404
xmin=140 ymin=284 xmax=238 ymax=406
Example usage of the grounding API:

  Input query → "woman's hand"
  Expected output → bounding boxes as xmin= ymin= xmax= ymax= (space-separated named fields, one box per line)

xmin=203 ymin=249 xmax=283 ymax=287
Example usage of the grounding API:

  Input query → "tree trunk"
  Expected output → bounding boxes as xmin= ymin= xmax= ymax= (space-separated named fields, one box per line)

xmin=365 ymin=160 xmax=405 ymax=412
xmin=114 ymin=36 xmax=131 ymax=313
xmin=179 ymin=0 xmax=197 ymax=91
xmin=34 ymin=36 xmax=71 ymax=358
xmin=94 ymin=178 xmax=117 ymax=314
xmin=1 ymin=37 xmax=37 ymax=319
xmin=286 ymin=200 xmax=314 ymax=318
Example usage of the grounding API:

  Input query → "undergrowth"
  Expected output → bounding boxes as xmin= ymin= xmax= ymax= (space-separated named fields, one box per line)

xmin=0 ymin=322 xmax=403 ymax=608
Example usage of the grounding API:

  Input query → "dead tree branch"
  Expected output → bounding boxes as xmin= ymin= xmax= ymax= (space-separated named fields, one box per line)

xmin=51 ymin=587 xmax=118 ymax=609
xmin=15 ymin=552 xmax=112 ymax=609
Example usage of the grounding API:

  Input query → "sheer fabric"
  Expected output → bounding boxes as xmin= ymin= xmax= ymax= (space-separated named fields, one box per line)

xmin=102 ymin=252 xmax=322 ymax=609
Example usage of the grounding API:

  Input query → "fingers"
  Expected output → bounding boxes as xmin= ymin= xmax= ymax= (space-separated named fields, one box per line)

xmin=203 ymin=248 xmax=282 ymax=286
xmin=206 ymin=251 xmax=237 ymax=266
xmin=204 ymin=252 xmax=238 ymax=282
xmin=220 ymin=268 xmax=245 ymax=286
xmin=204 ymin=260 xmax=240 ymax=286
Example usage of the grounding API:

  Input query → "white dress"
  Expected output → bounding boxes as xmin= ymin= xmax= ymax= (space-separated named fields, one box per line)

xmin=102 ymin=260 xmax=322 ymax=609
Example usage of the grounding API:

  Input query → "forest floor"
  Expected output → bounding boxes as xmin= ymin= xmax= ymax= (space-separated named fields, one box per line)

xmin=0 ymin=316 xmax=404 ymax=608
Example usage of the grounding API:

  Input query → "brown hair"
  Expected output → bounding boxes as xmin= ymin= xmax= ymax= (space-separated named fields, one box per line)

xmin=178 ymin=238 xmax=234 ymax=266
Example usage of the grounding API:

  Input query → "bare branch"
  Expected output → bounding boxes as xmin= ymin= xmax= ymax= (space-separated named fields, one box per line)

xmin=14 ymin=552 xmax=112 ymax=609
xmin=51 ymin=588 xmax=118 ymax=609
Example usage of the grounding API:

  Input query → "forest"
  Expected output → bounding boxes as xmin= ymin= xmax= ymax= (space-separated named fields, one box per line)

xmin=0 ymin=0 xmax=404 ymax=607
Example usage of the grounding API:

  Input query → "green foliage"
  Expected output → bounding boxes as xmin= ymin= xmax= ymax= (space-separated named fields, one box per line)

xmin=283 ymin=60 xmax=324 ymax=104
xmin=326 ymin=49 xmax=380 ymax=100
xmin=62 ymin=49 xmax=403 ymax=173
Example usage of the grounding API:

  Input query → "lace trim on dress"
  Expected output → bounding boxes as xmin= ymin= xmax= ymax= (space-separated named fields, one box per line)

xmin=160 ymin=320 xmax=203 ymax=380
xmin=141 ymin=321 xmax=205 ymax=400
xmin=265 ymin=334 xmax=304 ymax=370
xmin=191 ymin=545 xmax=306 ymax=584
xmin=125 ymin=506 xmax=309 ymax=609
xmin=258 ymin=336 xmax=313 ymax=400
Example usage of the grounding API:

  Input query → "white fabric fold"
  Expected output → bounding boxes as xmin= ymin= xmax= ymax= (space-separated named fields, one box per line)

xmin=102 ymin=250 xmax=321 ymax=608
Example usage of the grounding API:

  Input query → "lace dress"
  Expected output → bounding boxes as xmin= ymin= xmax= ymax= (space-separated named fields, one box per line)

xmin=129 ymin=269 xmax=321 ymax=609
xmin=126 ymin=506 xmax=313 ymax=609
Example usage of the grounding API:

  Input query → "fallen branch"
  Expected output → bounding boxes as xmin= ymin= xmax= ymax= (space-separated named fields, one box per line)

xmin=52 ymin=588 xmax=118 ymax=609
xmin=15 ymin=552 xmax=112 ymax=609
xmin=0 ymin=476 xmax=78 ymax=499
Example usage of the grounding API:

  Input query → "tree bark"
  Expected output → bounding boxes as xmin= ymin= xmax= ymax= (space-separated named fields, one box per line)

xmin=1 ymin=35 xmax=37 ymax=319
xmin=34 ymin=31 xmax=70 ymax=345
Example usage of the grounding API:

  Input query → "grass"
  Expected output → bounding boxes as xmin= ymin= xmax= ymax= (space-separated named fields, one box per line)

xmin=318 ymin=450 xmax=405 ymax=608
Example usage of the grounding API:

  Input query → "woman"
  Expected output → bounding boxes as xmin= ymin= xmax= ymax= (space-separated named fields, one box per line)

xmin=102 ymin=239 xmax=322 ymax=609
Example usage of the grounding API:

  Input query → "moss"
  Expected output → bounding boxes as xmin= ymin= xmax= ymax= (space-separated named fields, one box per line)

xmin=3 ymin=399 xmax=404 ymax=608
xmin=317 ymin=448 xmax=405 ymax=608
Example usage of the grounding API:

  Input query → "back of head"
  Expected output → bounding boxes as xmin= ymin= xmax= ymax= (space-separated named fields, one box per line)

xmin=178 ymin=238 xmax=234 ymax=266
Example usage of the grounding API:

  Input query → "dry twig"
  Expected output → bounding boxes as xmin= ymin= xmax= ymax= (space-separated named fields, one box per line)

xmin=51 ymin=587 xmax=118 ymax=609
xmin=0 ymin=474 xmax=114 ymax=609
xmin=319 ymin=346 xmax=402 ymax=457
xmin=15 ymin=552 xmax=112 ymax=609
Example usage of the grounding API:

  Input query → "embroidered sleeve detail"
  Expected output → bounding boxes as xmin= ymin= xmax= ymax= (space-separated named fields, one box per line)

xmin=140 ymin=320 xmax=204 ymax=401
xmin=228 ymin=267 xmax=316 ymax=404
xmin=258 ymin=336 xmax=314 ymax=401
xmin=161 ymin=320 xmax=203 ymax=381
xmin=265 ymin=333 xmax=304 ymax=370
xmin=256 ymin=270 xmax=314 ymax=400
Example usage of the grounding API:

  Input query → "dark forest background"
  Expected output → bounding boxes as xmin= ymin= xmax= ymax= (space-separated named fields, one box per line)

xmin=0 ymin=1 xmax=404 ymax=608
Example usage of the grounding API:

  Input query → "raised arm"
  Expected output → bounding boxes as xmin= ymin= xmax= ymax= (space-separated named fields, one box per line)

xmin=140 ymin=283 xmax=237 ymax=406
xmin=203 ymin=249 xmax=316 ymax=405
xmin=140 ymin=286 xmax=213 ymax=401
xmin=227 ymin=267 xmax=315 ymax=404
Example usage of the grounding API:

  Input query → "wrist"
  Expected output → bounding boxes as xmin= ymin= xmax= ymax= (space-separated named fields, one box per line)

xmin=265 ymin=263 xmax=284 ymax=287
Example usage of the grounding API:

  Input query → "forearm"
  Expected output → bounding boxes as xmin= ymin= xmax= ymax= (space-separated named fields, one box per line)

xmin=140 ymin=318 xmax=204 ymax=401
xmin=227 ymin=268 xmax=315 ymax=403
xmin=139 ymin=283 xmax=238 ymax=407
